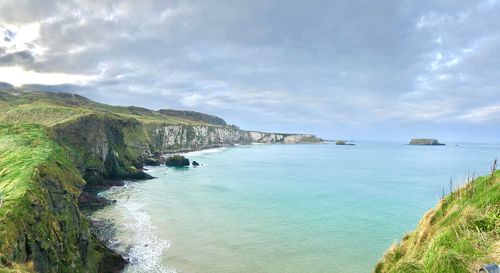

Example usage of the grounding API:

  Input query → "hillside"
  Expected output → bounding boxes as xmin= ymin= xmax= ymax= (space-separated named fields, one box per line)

xmin=0 ymin=124 xmax=124 ymax=273
xmin=375 ymin=169 xmax=500 ymax=273
xmin=0 ymin=89 xmax=322 ymax=185
xmin=0 ymin=89 xmax=225 ymax=126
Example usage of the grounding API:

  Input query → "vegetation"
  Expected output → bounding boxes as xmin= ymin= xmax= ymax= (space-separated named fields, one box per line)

xmin=0 ymin=124 xmax=125 ymax=272
xmin=0 ymin=89 xmax=225 ymax=127
xmin=375 ymin=167 xmax=500 ymax=273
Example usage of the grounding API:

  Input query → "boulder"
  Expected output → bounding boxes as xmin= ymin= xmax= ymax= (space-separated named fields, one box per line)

xmin=192 ymin=161 xmax=200 ymax=166
xmin=144 ymin=157 xmax=161 ymax=166
xmin=165 ymin=155 xmax=190 ymax=167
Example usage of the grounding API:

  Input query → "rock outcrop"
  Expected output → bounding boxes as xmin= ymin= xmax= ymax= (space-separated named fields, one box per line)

xmin=335 ymin=140 xmax=355 ymax=145
xmin=409 ymin=139 xmax=445 ymax=145
xmin=165 ymin=155 xmax=190 ymax=167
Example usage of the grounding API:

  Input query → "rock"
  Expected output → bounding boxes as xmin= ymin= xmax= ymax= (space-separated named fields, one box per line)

xmin=128 ymin=170 xmax=154 ymax=180
xmin=165 ymin=155 xmax=190 ymax=167
xmin=78 ymin=191 xmax=113 ymax=210
xmin=409 ymin=139 xmax=445 ymax=145
xmin=144 ymin=157 xmax=161 ymax=166
xmin=192 ymin=161 xmax=200 ymax=166
xmin=336 ymin=140 xmax=355 ymax=145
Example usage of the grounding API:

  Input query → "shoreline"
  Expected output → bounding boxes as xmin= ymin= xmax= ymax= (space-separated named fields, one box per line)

xmin=79 ymin=144 xmax=252 ymax=272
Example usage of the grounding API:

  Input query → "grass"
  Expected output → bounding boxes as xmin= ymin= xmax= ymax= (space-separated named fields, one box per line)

xmin=0 ymin=89 xmax=219 ymax=127
xmin=375 ymin=169 xmax=500 ymax=273
xmin=0 ymin=124 xmax=86 ymax=272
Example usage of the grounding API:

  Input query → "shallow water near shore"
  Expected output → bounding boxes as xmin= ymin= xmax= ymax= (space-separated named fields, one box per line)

xmin=92 ymin=141 xmax=500 ymax=273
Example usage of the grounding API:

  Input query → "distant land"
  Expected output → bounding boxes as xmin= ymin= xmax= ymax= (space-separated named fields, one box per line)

xmin=409 ymin=138 xmax=445 ymax=145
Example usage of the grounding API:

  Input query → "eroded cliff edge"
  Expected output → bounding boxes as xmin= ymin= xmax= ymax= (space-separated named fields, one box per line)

xmin=0 ymin=125 xmax=125 ymax=273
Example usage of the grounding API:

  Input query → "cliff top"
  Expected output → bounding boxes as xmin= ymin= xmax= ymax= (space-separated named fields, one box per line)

xmin=375 ymin=168 xmax=500 ymax=273
xmin=0 ymin=89 xmax=226 ymax=127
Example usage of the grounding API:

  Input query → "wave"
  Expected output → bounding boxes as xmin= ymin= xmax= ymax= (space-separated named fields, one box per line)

xmin=122 ymin=201 xmax=175 ymax=273
xmin=99 ymin=185 xmax=176 ymax=273
xmin=184 ymin=147 xmax=226 ymax=156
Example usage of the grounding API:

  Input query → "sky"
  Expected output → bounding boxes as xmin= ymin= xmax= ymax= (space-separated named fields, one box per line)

xmin=0 ymin=0 xmax=499 ymax=142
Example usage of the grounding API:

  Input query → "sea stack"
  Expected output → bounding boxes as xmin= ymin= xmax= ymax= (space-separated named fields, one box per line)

xmin=336 ymin=140 xmax=355 ymax=145
xmin=409 ymin=139 xmax=445 ymax=145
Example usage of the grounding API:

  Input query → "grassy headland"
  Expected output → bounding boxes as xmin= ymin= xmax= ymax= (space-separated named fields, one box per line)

xmin=0 ymin=124 xmax=124 ymax=272
xmin=0 ymin=88 xmax=321 ymax=272
xmin=375 ymin=169 xmax=500 ymax=273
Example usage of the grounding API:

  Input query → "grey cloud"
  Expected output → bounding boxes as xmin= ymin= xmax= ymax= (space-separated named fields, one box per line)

xmin=0 ymin=50 xmax=35 ymax=66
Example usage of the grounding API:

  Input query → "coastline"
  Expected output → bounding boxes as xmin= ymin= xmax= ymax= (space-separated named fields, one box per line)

xmin=82 ymin=143 xmax=280 ymax=272
xmin=85 ymin=142 xmax=500 ymax=273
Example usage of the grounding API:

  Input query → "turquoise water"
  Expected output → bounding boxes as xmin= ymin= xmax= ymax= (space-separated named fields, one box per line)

xmin=93 ymin=141 xmax=500 ymax=273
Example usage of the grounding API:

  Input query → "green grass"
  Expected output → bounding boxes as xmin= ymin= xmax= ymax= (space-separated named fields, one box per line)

xmin=0 ymin=89 xmax=219 ymax=127
xmin=0 ymin=124 xmax=86 ymax=272
xmin=375 ymin=170 xmax=500 ymax=273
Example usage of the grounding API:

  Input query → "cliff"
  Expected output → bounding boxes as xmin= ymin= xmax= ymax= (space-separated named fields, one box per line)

xmin=375 ymin=170 xmax=499 ymax=273
xmin=0 ymin=89 xmax=322 ymax=183
xmin=409 ymin=139 xmax=445 ymax=145
xmin=0 ymin=89 xmax=321 ymax=272
xmin=0 ymin=125 xmax=125 ymax=273
xmin=148 ymin=124 xmax=321 ymax=152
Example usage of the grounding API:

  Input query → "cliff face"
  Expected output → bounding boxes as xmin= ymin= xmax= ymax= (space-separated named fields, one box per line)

xmin=0 ymin=89 xmax=322 ymax=184
xmin=148 ymin=124 xmax=321 ymax=152
xmin=0 ymin=125 xmax=124 ymax=273
xmin=50 ymin=113 xmax=150 ymax=185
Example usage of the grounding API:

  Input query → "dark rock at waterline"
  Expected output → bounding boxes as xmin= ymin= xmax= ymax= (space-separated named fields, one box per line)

xmin=409 ymin=138 xmax=445 ymax=145
xmin=192 ymin=161 xmax=200 ymax=166
xmin=165 ymin=155 xmax=190 ymax=167
xmin=336 ymin=140 xmax=355 ymax=145
xmin=95 ymin=242 xmax=128 ymax=273
xmin=144 ymin=157 xmax=161 ymax=166
xmin=78 ymin=191 xmax=113 ymax=210
xmin=128 ymin=170 xmax=155 ymax=180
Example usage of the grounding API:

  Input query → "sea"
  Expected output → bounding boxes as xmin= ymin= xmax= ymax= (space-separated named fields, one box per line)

xmin=92 ymin=141 xmax=500 ymax=273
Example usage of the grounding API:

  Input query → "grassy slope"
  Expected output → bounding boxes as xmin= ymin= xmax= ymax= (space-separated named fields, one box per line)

xmin=0 ymin=124 xmax=79 ymax=271
xmin=0 ymin=89 xmax=218 ymax=127
xmin=375 ymin=170 xmax=500 ymax=273
xmin=0 ymin=88 xmax=225 ymax=182
xmin=0 ymin=124 xmax=111 ymax=272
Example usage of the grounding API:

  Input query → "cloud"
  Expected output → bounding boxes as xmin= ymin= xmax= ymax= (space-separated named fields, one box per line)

xmin=0 ymin=66 xmax=96 ymax=86
xmin=0 ymin=0 xmax=498 ymax=140
xmin=458 ymin=104 xmax=500 ymax=122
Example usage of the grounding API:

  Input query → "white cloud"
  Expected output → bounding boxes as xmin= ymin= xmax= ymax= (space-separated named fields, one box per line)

xmin=0 ymin=66 xmax=96 ymax=86
xmin=458 ymin=104 xmax=500 ymax=122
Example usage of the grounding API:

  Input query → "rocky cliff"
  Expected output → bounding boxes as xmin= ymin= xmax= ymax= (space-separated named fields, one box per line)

xmin=0 ymin=125 xmax=125 ymax=273
xmin=0 ymin=89 xmax=322 ymax=184
xmin=148 ymin=124 xmax=321 ymax=152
